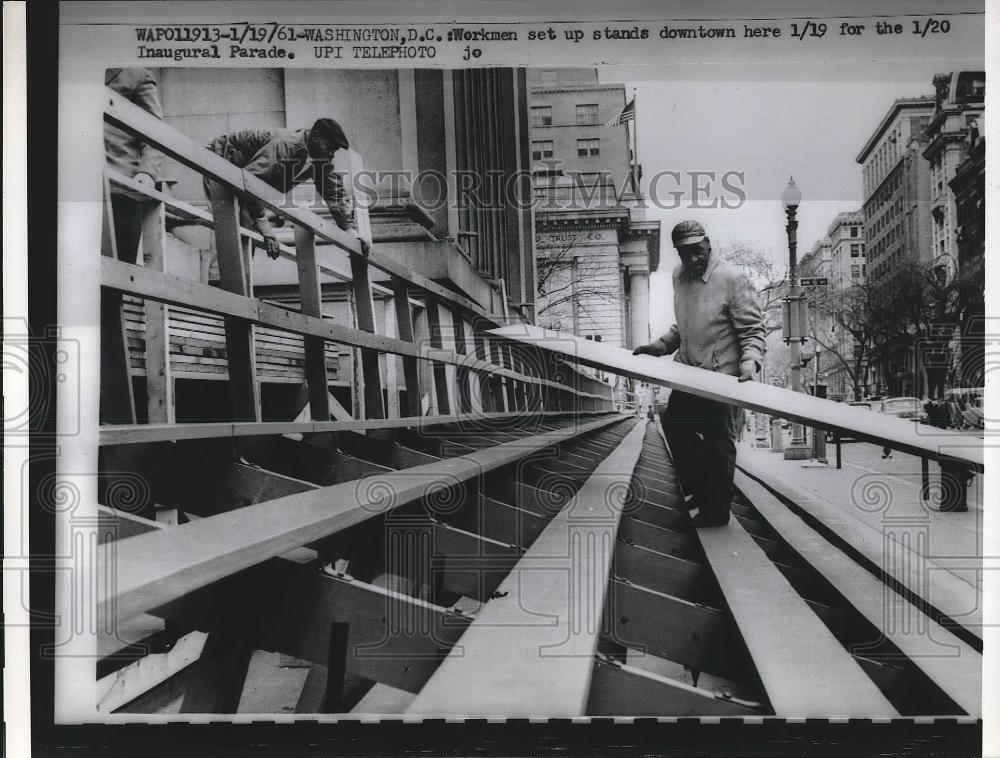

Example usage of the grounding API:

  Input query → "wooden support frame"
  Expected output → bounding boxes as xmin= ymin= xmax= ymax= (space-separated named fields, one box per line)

xmin=206 ymin=181 xmax=260 ymax=422
xmin=350 ymin=253 xmax=386 ymax=420
xmin=99 ymin=416 xmax=622 ymax=625
xmin=101 ymin=260 xmax=608 ymax=404
xmin=586 ymin=655 xmax=764 ymax=717
xmin=294 ymin=225 xmax=332 ymax=421
xmin=100 ymin=175 xmax=137 ymax=425
xmin=734 ymin=470 xmax=981 ymax=715
xmin=696 ymin=514 xmax=898 ymax=717
xmin=140 ymin=199 xmax=174 ymax=423
xmin=406 ymin=419 xmax=645 ymax=717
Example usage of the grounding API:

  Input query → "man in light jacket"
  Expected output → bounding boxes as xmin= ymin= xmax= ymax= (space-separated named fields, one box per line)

xmin=633 ymin=220 xmax=766 ymax=527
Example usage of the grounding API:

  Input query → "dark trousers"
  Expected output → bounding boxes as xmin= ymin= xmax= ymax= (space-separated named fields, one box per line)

xmin=660 ymin=390 xmax=741 ymax=518
xmin=111 ymin=193 xmax=144 ymax=264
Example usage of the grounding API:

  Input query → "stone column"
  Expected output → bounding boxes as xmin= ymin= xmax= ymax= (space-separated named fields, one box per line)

xmin=628 ymin=267 xmax=651 ymax=348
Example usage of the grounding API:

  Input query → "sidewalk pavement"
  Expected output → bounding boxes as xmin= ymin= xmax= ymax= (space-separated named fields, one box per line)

xmin=735 ymin=442 xmax=984 ymax=639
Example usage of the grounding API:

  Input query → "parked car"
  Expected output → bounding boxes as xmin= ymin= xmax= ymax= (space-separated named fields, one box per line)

xmin=877 ymin=396 xmax=928 ymax=422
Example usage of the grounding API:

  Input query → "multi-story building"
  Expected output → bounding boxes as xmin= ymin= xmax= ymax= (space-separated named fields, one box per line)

xmin=857 ymin=97 xmax=935 ymax=288
xmin=801 ymin=212 xmax=867 ymax=399
xmin=948 ymin=117 xmax=986 ymax=388
xmin=922 ymin=71 xmax=986 ymax=392
xmin=923 ymin=71 xmax=985 ymax=275
xmin=527 ymin=68 xmax=660 ymax=407
xmin=856 ymin=97 xmax=935 ymax=396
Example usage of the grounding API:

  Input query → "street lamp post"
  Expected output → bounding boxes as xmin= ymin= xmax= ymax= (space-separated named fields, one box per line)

xmin=811 ymin=342 xmax=828 ymax=463
xmin=781 ymin=177 xmax=811 ymax=460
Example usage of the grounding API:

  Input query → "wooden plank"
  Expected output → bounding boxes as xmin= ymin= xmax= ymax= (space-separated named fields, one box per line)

xmin=489 ymin=325 xmax=983 ymax=470
xmin=392 ymin=280 xmax=422 ymax=417
xmin=696 ymin=516 xmax=898 ymax=717
xmin=294 ymin=225 xmax=331 ymax=421
xmin=424 ymin=297 xmax=452 ymax=415
xmin=349 ymin=254 xmax=385 ymax=420
xmin=734 ymin=470 xmax=981 ymax=715
xmin=207 ymin=181 xmax=260 ymax=422
xmin=98 ymin=410 xmax=617 ymax=446
xmin=140 ymin=201 xmax=174 ymax=423
xmin=406 ymin=419 xmax=645 ymax=717
xmin=586 ymin=655 xmax=763 ymax=717
xmin=99 ymin=416 xmax=621 ymax=625
xmin=606 ymin=579 xmax=741 ymax=679
xmin=100 ymin=175 xmax=137 ymax=425
xmin=257 ymin=571 xmax=472 ymax=695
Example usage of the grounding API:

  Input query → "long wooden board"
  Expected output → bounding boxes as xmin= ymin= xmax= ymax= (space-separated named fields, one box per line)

xmin=488 ymin=325 xmax=982 ymax=470
xmin=406 ymin=419 xmax=645 ymax=717
xmin=698 ymin=518 xmax=898 ymax=716
xmin=98 ymin=416 xmax=622 ymax=625
xmin=733 ymin=470 xmax=981 ymax=715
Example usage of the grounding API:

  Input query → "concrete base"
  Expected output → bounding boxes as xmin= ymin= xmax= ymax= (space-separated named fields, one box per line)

xmin=783 ymin=445 xmax=811 ymax=461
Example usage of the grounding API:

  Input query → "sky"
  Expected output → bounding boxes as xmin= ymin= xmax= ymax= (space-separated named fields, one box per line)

xmin=599 ymin=60 xmax=983 ymax=337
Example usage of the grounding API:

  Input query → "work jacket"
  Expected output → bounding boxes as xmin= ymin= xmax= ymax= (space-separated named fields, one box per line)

xmin=105 ymin=68 xmax=164 ymax=183
xmin=206 ymin=128 xmax=356 ymax=232
xmin=651 ymin=253 xmax=766 ymax=377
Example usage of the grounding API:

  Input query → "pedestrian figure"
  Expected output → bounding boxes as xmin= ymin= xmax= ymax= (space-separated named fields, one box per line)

xmin=104 ymin=67 xmax=164 ymax=263
xmin=633 ymin=221 xmax=766 ymax=527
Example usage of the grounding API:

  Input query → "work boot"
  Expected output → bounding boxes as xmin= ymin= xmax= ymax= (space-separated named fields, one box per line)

xmin=690 ymin=510 xmax=731 ymax=528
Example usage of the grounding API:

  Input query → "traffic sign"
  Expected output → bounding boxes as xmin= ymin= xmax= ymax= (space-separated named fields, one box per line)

xmin=800 ymin=277 xmax=829 ymax=286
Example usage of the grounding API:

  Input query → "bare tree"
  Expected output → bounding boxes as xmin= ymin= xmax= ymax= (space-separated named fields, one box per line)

xmin=719 ymin=242 xmax=785 ymax=335
xmin=535 ymin=234 xmax=622 ymax=328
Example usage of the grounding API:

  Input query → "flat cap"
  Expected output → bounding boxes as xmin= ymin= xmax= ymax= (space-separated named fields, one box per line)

xmin=671 ymin=220 xmax=706 ymax=247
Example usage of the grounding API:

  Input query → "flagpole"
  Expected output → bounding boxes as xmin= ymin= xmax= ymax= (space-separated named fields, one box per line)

xmin=631 ymin=88 xmax=639 ymax=192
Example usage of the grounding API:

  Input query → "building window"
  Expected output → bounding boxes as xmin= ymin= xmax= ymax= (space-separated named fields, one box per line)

xmin=531 ymin=106 xmax=552 ymax=127
xmin=576 ymin=103 xmax=599 ymax=125
xmin=851 ymin=264 xmax=861 ymax=278
xmin=531 ymin=140 xmax=554 ymax=161
xmin=850 ymin=244 xmax=861 ymax=257
xmin=577 ymin=138 xmax=600 ymax=157
xmin=851 ymin=226 xmax=859 ymax=238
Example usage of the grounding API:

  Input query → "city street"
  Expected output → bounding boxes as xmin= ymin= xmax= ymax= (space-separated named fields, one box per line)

xmin=750 ymin=425 xmax=984 ymax=511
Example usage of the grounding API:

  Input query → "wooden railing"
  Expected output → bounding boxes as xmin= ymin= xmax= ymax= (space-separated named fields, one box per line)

xmin=100 ymin=88 xmax=614 ymax=436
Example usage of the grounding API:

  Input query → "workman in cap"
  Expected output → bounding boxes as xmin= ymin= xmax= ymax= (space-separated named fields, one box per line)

xmin=632 ymin=220 xmax=766 ymax=527
xmin=205 ymin=117 xmax=369 ymax=259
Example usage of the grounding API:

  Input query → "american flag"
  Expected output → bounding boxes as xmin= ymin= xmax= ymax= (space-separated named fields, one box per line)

xmin=605 ymin=97 xmax=635 ymax=128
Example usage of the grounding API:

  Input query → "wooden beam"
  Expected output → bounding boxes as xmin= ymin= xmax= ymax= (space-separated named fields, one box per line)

xmin=406 ymin=419 xmax=645 ymax=717
xmin=140 ymin=200 xmax=174 ymax=423
xmin=350 ymin=254 xmax=385 ymax=420
xmin=613 ymin=541 xmax=714 ymax=606
xmin=98 ymin=410 xmax=618 ymax=446
xmin=99 ymin=416 xmax=622 ymax=624
xmin=207 ymin=181 xmax=260 ymax=422
xmin=586 ymin=655 xmax=763 ymax=717
xmin=256 ymin=571 xmax=472 ymax=694
xmin=295 ymin=226 xmax=332 ymax=422
xmin=100 ymin=175 xmax=137 ymax=425
xmin=734 ymin=470 xmax=981 ymax=715
xmin=489 ymin=326 xmax=983 ymax=470
xmin=696 ymin=516 xmax=898 ymax=717
xmin=605 ymin=579 xmax=743 ymax=680
xmin=391 ymin=281 xmax=423 ymax=417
